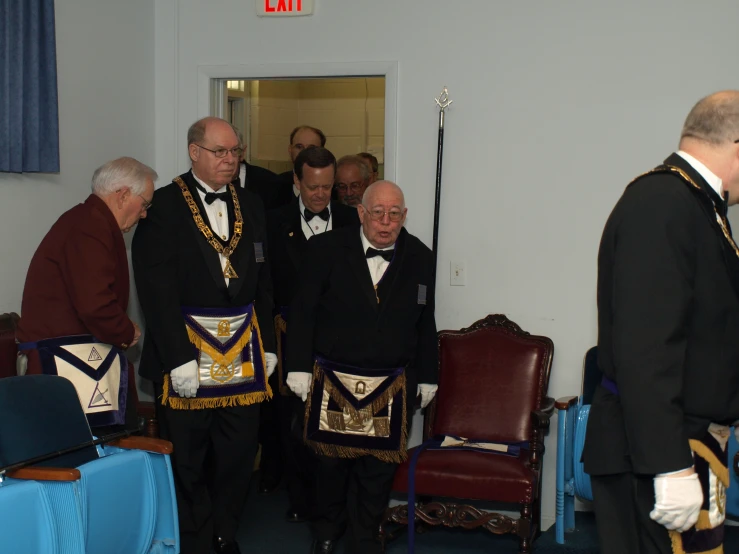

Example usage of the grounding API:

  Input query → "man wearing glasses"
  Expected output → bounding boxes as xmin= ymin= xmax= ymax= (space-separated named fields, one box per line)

xmin=286 ymin=180 xmax=439 ymax=554
xmin=133 ymin=116 xmax=277 ymax=554
xmin=264 ymin=146 xmax=359 ymax=521
xmin=335 ymin=155 xmax=371 ymax=207
xmin=16 ymin=157 xmax=155 ymax=430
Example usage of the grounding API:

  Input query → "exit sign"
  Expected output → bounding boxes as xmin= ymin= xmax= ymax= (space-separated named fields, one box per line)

xmin=256 ymin=0 xmax=314 ymax=17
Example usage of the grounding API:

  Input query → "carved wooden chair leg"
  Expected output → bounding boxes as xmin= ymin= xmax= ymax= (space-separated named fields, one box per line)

xmin=416 ymin=496 xmax=432 ymax=534
xmin=518 ymin=503 xmax=533 ymax=554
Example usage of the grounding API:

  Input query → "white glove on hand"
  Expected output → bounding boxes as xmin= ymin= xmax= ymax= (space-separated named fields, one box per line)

xmin=286 ymin=372 xmax=311 ymax=401
xmin=650 ymin=471 xmax=703 ymax=532
xmin=265 ymin=352 xmax=278 ymax=378
xmin=417 ymin=383 xmax=438 ymax=409
xmin=170 ymin=360 xmax=199 ymax=398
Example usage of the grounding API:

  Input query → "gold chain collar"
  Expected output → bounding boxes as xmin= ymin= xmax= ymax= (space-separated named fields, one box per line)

xmin=631 ymin=164 xmax=739 ymax=259
xmin=175 ymin=176 xmax=243 ymax=278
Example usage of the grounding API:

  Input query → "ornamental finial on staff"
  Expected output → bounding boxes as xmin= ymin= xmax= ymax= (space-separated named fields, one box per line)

xmin=435 ymin=87 xmax=453 ymax=111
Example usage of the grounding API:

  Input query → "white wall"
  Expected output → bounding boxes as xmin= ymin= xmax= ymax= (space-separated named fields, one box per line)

xmin=0 ymin=0 xmax=156 ymax=393
xmin=154 ymin=0 xmax=739 ymax=527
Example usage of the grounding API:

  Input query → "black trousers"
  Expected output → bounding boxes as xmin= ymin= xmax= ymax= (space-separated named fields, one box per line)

xmin=312 ymin=454 xmax=396 ymax=554
xmin=282 ymin=394 xmax=315 ymax=514
xmin=591 ymin=473 xmax=672 ymax=554
xmin=155 ymin=383 xmax=260 ymax=554
xmin=258 ymin=371 xmax=284 ymax=486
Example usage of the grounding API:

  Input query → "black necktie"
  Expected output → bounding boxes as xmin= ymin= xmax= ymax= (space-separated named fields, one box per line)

xmin=365 ymin=247 xmax=394 ymax=262
xmin=304 ymin=207 xmax=330 ymax=222
xmin=194 ymin=181 xmax=229 ymax=205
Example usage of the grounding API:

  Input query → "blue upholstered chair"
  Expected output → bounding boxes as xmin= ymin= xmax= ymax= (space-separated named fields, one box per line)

xmin=554 ymin=346 xmax=600 ymax=544
xmin=0 ymin=375 xmax=178 ymax=554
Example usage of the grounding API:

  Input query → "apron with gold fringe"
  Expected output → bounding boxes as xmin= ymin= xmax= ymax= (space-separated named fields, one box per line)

xmin=162 ymin=303 xmax=272 ymax=409
xmin=304 ymin=356 xmax=407 ymax=463
xmin=669 ymin=424 xmax=730 ymax=554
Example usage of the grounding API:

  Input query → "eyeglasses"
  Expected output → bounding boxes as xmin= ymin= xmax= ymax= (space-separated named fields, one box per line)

xmin=197 ymin=144 xmax=243 ymax=158
xmin=362 ymin=206 xmax=405 ymax=222
xmin=138 ymin=195 xmax=153 ymax=211
xmin=336 ymin=182 xmax=364 ymax=193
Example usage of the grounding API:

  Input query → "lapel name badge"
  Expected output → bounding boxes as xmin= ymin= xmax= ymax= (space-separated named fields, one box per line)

xmin=417 ymin=284 xmax=427 ymax=305
xmin=254 ymin=242 xmax=265 ymax=263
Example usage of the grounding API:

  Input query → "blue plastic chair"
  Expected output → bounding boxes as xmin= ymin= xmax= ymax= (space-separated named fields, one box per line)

xmin=0 ymin=375 xmax=178 ymax=554
xmin=556 ymin=348 xmax=739 ymax=543
xmin=554 ymin=346 xmax=600 ymax=544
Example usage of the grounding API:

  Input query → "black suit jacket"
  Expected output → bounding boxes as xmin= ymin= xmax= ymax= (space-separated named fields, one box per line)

xmin=132 ymin=170 xmax=276 ymax=382
xmin=273 ymin=170 xmax=298 ymax=209
xmin=267 ymin=199 xmax=359 ymax=309
xmin=286 ymin=226 xmax=438 ymax=410
xmin=584 ymin=153 xmax=739 ymax=476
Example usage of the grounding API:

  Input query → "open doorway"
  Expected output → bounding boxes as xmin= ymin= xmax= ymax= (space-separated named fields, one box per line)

xmin=215 ymin=77 xmax=385 ymax=180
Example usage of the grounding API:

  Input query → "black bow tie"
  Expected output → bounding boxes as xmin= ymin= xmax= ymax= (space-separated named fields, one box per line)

xmin=304 ymin=207 xmax=330 ymax=222
xmin=194 ymin=181 xmax=229 ymax=205
xmin=365 ymin=247 xmax=394 ymax=262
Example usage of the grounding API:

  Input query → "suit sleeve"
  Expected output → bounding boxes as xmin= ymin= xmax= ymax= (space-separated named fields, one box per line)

xmin=285 ymin=236 xmax=333 ymax=374
xmin=250 ymin=196 xmax=276 ymax=353
xmin=611 ymin=180 xmax=696 ymax=474
xmin=60 ymin=221 xmax=135 ymax=347
xmin=132 ymin=201 xmax=195 ymax=373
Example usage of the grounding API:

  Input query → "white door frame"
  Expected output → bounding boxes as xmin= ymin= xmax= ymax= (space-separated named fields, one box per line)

xmin=196 ymin=61 xmax=399 ymax=181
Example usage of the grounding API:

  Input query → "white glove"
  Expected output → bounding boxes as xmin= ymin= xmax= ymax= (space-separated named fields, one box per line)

xmin=170 ymin=360 xmax=199 ymax=398
xmin=417 ymin=383 xmax=438 ymax=409
xmin=650 ymin=471 xmax=703 ymax=532
xmin=286 ymin=372 xmax=311 ymax=401
xmin=265 ymin=352 xmax=277 ymax=378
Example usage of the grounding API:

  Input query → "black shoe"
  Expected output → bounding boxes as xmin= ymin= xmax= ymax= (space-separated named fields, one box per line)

xmin=309 ymin=539 xmax=336 ymax=554
xmin=213 ymin=536 xmax=242 ymax=554
xmin=258 ymin=475 xmax=280 ymax=494
xmin=284 ymin=508 xmax=307 ymax=523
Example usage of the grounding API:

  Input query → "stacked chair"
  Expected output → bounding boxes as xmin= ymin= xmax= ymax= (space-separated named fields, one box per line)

xmin=0 ymin=374 xmax=179 ymax=553
xmin=555 ymin=347 xmax=739 ymax=544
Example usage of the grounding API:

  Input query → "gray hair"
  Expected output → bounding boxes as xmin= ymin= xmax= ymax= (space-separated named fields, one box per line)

xmin=680 ymin=90 xmax=739 ymax=146
xmin=91 ymin=157 xmax=158 ymax=196
xmin=337 ymin=155 xmax=370 ymax=181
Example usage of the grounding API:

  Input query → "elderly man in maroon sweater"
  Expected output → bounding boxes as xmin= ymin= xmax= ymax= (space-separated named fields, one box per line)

xmin=16 ymin=156 xmax=156 ymax=429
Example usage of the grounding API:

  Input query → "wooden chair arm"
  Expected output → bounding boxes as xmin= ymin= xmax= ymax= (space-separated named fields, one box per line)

xmin=555 ymin=396 xmax=578 ymax=410
xmin=6 ymin=467 xmax=81 ymax=481
xmin=109 ymin=436 xmax=173 ymax=455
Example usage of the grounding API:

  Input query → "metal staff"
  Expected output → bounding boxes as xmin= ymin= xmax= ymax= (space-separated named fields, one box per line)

xmin=0 ymin=429 xmax=134 ymax=476
xmin=431 ymin=87 xmax=453 ymax=287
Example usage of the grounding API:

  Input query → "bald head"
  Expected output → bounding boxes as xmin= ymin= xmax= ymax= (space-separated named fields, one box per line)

xmin=680 ymin=90 xmax=739 ymax=147
xmin=362 ymin=180 xmax=405 ymax=209
xmin=359 ymin=180 xmax=407 ymax=249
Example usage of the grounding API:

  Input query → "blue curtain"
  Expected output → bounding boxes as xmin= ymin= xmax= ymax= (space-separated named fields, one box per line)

xmin=0 ymin=0 xmax=59 ymax=173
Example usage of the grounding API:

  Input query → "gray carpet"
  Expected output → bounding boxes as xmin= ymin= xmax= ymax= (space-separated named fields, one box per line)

xmin=236 ymin=476 xmax=739 ymax=553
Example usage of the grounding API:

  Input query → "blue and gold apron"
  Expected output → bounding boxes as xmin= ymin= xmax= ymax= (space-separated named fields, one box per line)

xmin=304 ymin=356 xmax=407 ymax=463
xmin=163 ymin=303 xmax=272 ymax=409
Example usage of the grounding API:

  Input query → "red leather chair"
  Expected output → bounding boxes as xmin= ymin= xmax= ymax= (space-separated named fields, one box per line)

xmin=0 ymin=313 xmax=20 ymax=379
xmin=382 ymin=314 xmax=554 ymax=553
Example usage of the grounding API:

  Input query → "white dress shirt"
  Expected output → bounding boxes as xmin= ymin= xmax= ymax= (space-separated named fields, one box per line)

xmin=360 ymin=228 xmax=394 ymax=286
xmin=192 ymin=172 xmax=231 ymax=285
xmin=676 ymin=150 xmax=724 ymax=200
xmin=298 ymin=196 xmax=332 ymax=240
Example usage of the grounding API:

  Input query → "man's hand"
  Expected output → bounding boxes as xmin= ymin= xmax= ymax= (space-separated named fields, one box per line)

xmin=286 ymin=372 xmax=311 ymax=401
xmin=650 ymin=468 xmax=703 ymax=533
xmin=417 ymin=383 xmax=438 ymax=409
xmin=171 ymin=360 xmax=199 ymax=398
xmin=265 ymin=352 xmax=278 ymax=378
xmin=128 ymin=322 xmax=142 ymax=347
